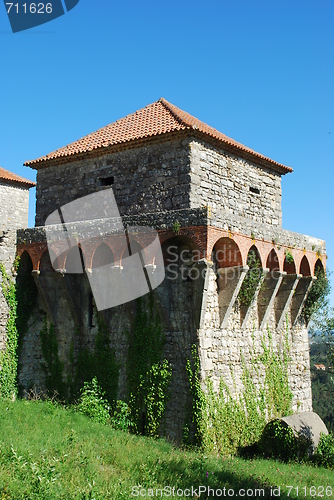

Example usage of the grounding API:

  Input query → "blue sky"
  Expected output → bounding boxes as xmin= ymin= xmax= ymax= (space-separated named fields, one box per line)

xmin=0 ymin=0 xmax=333 ymax=304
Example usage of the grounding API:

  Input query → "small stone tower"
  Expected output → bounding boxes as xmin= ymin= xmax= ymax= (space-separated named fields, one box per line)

xmin=0 ymin=166 xmax=35 ymax=351
xmin=13 ymin=99 xmax=325 ymax=440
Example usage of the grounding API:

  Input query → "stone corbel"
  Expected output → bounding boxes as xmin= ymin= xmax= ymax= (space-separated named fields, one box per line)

xmin=290 ymin=276 xmax=316 ymax=327
xmin=241 ymin=268 xmax=269 ymax=329
xmin=217 ymin=265 xmax=249 ymax=329
xmin=275 ymin=274 xmax=301 ymax=330
xmin=258 ymin=271 xmax=286 ymax=330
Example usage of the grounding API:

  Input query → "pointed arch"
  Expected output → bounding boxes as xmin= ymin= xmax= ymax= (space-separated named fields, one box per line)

xmin=314 ymin=258 xmax=324 ymax=275
xmin=247 ymin=245 xmax=262 ymax=268
xmin=283 ymin=254 xmax=296 ymax=275
xmin=18 ymin=250 xmax=33 ymax=274
xmin=65 ymin=246 xmax=85 ymax=274
xmin=39 ymin=250 xmax=56 ymax=273
xmin=266 ymin=248 xmax=279 ymax=272
xmin=92 ymin=242 xmax=115 ymax=268
xmin=300 ymin=255 xmax=311 ymax=276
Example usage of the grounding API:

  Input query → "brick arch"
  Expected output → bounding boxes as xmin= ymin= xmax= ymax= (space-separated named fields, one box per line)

xmin=211 ymin=237 xmax=243 ymax=268
xmin=160 ymin=231 xmax=205 ymax=257
xmin=161 ymin=234 xmax=202 ymax=266
xmin=266 ymin=248 xmax=280 ymax=272
xmin=314 ymin=258 xmax=324 ymax=275
xmin=18 ymin=250 xmax=33 ymax=273
xmin=92 ymin=242 xmax=115 ymax=268
xmin=283 ymin=253 xmax=296 ymax=275
xmin=39 ymin=249 xmax=56 ymax=272
xmin=64 ymin=245 xmax=86 ymax=274
xmin=16 ymin=247 xmax=35 ymax=269
xmin=300 ymin=255 xmax=311 ymax=276
xmin=246 ymin=244 xmax=263 ymax=268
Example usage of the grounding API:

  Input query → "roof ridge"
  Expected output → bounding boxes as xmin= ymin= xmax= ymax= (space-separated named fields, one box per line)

xmin=24 ymin=99 xmax=292 ymax=174
xmin=158 ymin=98 xmax=192 ymax=129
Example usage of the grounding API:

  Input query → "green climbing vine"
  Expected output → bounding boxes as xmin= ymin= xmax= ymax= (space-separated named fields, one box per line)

xmin=73 ymin=315 xmax=120 ymax=405
xmin=185 ymin=329 xmax=293 ymax=455
xmin=40 ymin=320 xmax=67 ymax=399
xmin=127 ymin=295 xmax=172 ymax=437
xmin=238 ymin=251 xmax=262 ymax=307
xmin=0 ymin=262 xmax=19 ymax=399
xmin=303 ymin=265 xmax=330 ymax=323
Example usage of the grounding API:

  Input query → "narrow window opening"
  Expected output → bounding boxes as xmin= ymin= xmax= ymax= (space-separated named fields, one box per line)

xmin=250 ymin=186 xmax=260 ymax=195
xmin=98 ymin=176 xmax=114 ymax=187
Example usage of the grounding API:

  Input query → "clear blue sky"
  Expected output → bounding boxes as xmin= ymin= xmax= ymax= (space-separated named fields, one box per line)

xmin=0 ymin=0 xmax=333 ymax=304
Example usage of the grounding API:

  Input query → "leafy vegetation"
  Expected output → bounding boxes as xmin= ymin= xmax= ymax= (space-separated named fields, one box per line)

xmin=185 ymin=329 xmax=292 ymax=455
xmin=259 ymin=420 xmax=310 ymax=462
xmin=0 ymin=262 xmax=19 ymax=400
xmin=304 ymin=266 xmax=331 ymax=324
xmin=1 ymin=399 xmax=334 ymax=499
xmin=284 ymin=249 xmax=294 ymax=264
xmin=127 ymin=295 xmax=172 ymax=436
xmin=309 ymin=340 xmax=334 ymax=433
xmin=76 ymin=376 xmax=111 ymax=425
xmin=313 ymin=432 xmax=334 ymax=469
xmin=238 ymin=250 xmax=262 ymax=307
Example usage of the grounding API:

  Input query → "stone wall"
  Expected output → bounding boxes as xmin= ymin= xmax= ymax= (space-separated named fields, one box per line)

xmin=189 ymin=139 xmax=283 ymax=226
xmin=0 ymin=229 xmax=17 ymax=352
xmin=35 ymin=138 xmax=192 ymax=226
xmin=198 ymin=265 xmax=312 ymax=414
xmin=35 ymin=136 xmax=285 ymax=229
xmin=0 ymin=182 xmax=30 ymax=355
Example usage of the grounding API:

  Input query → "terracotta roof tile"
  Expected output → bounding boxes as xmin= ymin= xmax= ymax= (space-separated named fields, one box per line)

xmin=24 ymin=98 xmax=292 ymax=174
xmin=0 ymin=166 xmax=36 ymax=188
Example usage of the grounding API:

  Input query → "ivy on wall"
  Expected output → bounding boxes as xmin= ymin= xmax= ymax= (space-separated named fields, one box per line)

xmin=185 ymin=329 xmax=293 ymax=455
xmin=127 ymin=295 xmax=172 ymax=437
xmin=238 ymin=251 xmax=262 ymax=307
xmin=40 ymin=320 xmax=66 ymax=399
xmin=0 ymin=262 xmax=19 ymax=399
xmin=303 ymin=266 xmax=330 ymax=323
xmin=40 ymin=315 xmax=120 ymax=406
xmin=73 ymin=316 xmax=120 ymax=405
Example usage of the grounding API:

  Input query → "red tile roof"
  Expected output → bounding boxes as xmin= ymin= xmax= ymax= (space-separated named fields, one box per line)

xmin=24 ymin=98 xmax=292 ymax=174
xmin=0 ymin=166 xmax=36 ymax=188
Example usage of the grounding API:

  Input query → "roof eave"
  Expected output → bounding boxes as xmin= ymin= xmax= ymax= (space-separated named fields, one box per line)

xmin=24 ymin=128 xmax=292 ymax=175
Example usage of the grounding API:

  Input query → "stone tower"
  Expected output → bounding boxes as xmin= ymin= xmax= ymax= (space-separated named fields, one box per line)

xmin=13 ymin=99 xmax=325 ymax=439
xmin=0 ymin=166 xmax=35 ymax=352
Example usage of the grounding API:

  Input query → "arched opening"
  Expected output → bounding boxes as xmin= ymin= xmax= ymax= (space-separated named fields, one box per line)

xmin=92 ymin=243 xmax=115 ymax=269
xmin=314 ymin=258 xmax=324 ymax=275
xmin=266 ymin=249 xmax=279 ymax=272
xmin=238 ymin=245 xmax=263 ymax=314
xmin=303 ymin=258 xmax=328 ymax=324
xmin=162 ymin=235 xmax=199 ymax=268
xmin=246 ymin=245 xmax=262 ymax=268
xmin=18 ymin=250 xmax=33 ymax=274
xmin=300 ymin=256 xmax=311 ymax=276
xmin=65 ymin=246 xmax=85 ymax=274
xmin=161 ymin=235 xmax=200 ymax=286
xmin=39 ymin=250 xmax=56 ymax=273
xmin=212 ymin=238 xmax=243 ymax=270
xmin=283 ymin=253 xmax=296 ymax=275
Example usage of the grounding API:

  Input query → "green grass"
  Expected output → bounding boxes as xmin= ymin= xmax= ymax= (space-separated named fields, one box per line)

xmin=0 ymin=400 xmax=333 ymax=499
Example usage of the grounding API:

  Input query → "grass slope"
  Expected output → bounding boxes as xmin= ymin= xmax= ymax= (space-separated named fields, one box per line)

xmin=0 ymin=400 xmax=333 ymax=499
